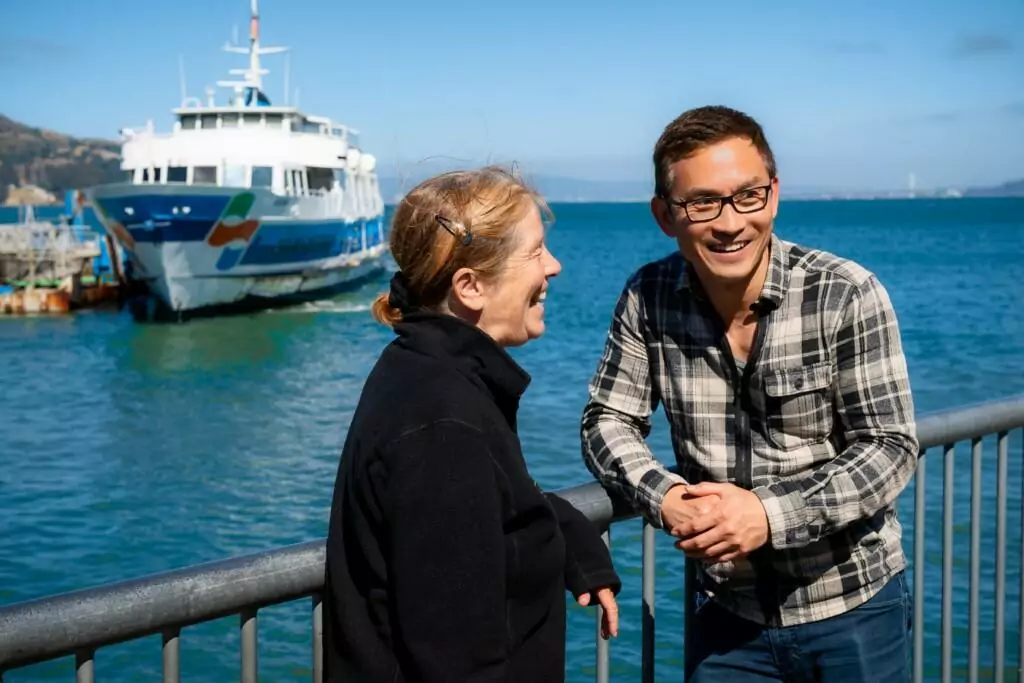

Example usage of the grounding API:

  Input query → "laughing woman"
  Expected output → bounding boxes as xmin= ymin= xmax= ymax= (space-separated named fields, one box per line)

xmin=323 ymin=167 xmax=621 ymax=683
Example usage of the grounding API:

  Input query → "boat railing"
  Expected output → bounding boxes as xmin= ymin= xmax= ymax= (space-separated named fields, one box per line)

xmin=1 ymin=394 xmax=1022 ymax=683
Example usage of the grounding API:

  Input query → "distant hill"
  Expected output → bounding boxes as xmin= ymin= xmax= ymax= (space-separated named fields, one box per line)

xmin=963 ymin=178 xmax=1024 ymax=197
xmin=0 ymin=114 xmax=123 ymax=204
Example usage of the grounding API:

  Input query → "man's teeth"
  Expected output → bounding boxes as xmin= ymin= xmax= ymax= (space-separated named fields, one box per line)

xmin=709 ymin=241 xmax=749 ymax=253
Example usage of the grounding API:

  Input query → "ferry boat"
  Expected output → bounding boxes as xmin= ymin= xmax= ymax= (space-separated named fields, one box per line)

xmin=87 ymin=0 xmax=387 ymax=321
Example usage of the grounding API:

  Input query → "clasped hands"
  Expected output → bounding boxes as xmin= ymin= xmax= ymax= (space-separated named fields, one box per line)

xmin=660 ymin=482 xmax=770 ymax=563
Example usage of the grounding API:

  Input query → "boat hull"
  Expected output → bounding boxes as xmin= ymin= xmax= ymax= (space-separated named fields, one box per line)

xmin=86 ymin=183 xmax=388 ymax=321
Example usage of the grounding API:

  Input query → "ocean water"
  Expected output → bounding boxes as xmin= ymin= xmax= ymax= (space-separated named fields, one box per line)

xmin=1 ymin=198 xmax=1023 ymax=681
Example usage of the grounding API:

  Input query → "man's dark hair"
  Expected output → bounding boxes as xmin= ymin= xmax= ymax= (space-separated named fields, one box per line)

xmin=653 ymin=105 xmax=777 ymax=198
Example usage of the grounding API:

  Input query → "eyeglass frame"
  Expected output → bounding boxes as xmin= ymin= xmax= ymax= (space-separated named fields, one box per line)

xmin=659 ymin=180 xmax=775 ymax=224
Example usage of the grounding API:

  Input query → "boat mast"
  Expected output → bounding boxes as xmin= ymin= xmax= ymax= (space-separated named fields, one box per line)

xmin=218 ymin=0 xmax=288 ymax=106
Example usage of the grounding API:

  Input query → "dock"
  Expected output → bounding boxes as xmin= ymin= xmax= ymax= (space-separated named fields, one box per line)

xmin=0 ymin=204 xmax=119 ymax=315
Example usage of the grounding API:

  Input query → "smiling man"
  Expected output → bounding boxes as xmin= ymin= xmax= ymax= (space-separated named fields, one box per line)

xmin=581 ymin=105 xmax=918 ymax=682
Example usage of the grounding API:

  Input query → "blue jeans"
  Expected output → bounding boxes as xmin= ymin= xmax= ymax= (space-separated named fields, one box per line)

xmin=686 ymin=572 xmax=912 ymax=682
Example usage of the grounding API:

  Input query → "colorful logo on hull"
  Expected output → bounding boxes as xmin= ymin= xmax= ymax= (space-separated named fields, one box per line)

xmin=205 ymin=192 xmax=260 ymax=271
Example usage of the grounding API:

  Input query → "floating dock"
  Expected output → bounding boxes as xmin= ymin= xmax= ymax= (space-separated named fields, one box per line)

xmin=0 ymin=203 xmax=120 ymax=316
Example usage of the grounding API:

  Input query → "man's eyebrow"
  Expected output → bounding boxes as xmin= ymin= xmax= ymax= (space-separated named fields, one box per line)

xmin=681 ymin=177 xmax=766 ymax=200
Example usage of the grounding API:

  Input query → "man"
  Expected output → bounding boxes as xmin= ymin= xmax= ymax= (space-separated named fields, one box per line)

xmin=581 ymin=105 xmax=918 ymax=682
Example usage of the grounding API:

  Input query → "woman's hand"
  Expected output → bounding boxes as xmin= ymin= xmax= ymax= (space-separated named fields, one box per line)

xmin=576 ymin=587 xmax=619 ymax=639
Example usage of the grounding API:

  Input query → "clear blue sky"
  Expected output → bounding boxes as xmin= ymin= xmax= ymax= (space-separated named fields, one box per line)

xmin=2 ymin=0 xmax=1022 ymax=191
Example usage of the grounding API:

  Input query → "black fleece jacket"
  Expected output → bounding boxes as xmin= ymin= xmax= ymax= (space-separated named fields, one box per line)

xmin=323 ymin=313 xmax=620 ymax=683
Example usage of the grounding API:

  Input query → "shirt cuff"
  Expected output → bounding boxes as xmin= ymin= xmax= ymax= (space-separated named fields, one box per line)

xmin=646 ymin=470 xmax=689 ymax=530
xmin=752 ymin=482 xmax=808 ymax=549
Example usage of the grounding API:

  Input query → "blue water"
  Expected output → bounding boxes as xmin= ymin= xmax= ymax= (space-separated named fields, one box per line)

xmin=1 ymin=198 xmax=1023 ymax=682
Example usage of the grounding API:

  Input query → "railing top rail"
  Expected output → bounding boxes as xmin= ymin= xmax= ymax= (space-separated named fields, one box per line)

xmin=1 ymin=393 xmax=1022 ymax=672
xmin=915 ymin=393 xmax=1024 ymax=450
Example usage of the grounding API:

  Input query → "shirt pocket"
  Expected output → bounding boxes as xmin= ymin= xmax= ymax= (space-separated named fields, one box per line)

xmin=761 ymin=361 xmax=833 ymax=451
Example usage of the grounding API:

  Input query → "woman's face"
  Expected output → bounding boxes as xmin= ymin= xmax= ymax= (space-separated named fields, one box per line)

xmin=475 ymin=203 xmax=562 ymax=347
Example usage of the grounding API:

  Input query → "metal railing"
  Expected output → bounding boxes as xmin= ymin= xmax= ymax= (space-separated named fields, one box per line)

xmin=1 ymin=395 xmax=1023 ymax=682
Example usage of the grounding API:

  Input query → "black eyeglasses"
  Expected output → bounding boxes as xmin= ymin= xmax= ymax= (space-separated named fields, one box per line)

xmin=662 ymin=183 xmax=773 ymax=223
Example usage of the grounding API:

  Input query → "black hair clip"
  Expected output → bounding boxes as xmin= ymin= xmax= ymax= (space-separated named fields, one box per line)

xmin=435 ymin=214 xmax=473 ymax=246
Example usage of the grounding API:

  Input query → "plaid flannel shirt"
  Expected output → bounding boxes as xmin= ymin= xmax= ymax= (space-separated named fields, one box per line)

xmin=581 ymin=234 xmax=918 ymax=626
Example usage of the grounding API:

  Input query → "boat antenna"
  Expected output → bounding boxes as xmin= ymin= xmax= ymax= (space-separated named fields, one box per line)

xmin=284 ymin=51 xmax=290 ymax=106
xmin=178 ymin=55 xmax=187 ymax=102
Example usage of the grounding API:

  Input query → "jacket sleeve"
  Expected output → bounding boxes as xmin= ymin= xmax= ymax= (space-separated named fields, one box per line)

xmin=543 ymin=493 xmax=622 ymax=599
xmin=753 ymin=274 xmax=920 ymax=549
xmin=384 ymin=419 xmax=510 ymax=683
xmin=581 ymin=275 xmax=687 ymax=528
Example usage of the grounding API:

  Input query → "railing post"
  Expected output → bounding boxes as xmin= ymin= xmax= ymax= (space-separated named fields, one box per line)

xmin=993 ymin=432 xmax=1008 ymax=683
xmin=683 ymin=559 xmax=696 ymax=682
xmin=595 ymin=528 xmax=611 ymax=683
xmin=969 ymin=437 xmax=982 ymax=683
xmin=312 ymin=593 xmax=323 ymax=683
xmin=641 ymin=521 xmax=656 ymax=683
xmin=912 ymin=452 xmax=926 ymax=683
xmin=163 ymin=628 xmax=180 ymax=683
xmin=76 ymin=650 xmax=94 ymax=683
xmin=1019 ymin=433 xmax=1024 ymax=683
xmin=941 ymin=442 xmax=955 ymax=683
xmin=240 ymin=609 xmax=258 ymax=683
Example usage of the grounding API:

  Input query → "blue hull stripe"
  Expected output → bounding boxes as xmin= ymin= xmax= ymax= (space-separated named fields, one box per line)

xmin=94 ymin=195 xmax=231 ymax=243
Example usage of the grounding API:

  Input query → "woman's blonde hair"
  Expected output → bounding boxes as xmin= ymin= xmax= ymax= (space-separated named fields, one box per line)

xmin=371 ymin=166 xmax=552 ymax=326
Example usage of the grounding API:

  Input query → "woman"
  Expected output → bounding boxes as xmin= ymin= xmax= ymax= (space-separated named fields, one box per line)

xmin=324 ymin=167 xmax=621 ymax=682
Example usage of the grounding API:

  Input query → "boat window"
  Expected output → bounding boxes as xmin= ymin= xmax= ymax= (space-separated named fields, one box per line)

xmin=221 ymin=115 xmax=240 ymax=128
xmin=199 ymin=114 xmax=219 ymax=130
xmin=265 ymin=115 xmax=283 ymax=129
xmin=167 ymin=166 xmax=187 ymax=183
xmin=243 ymin=113 xmax=262 ymax=127
xmin=252 ymin=166 xmax=274 ymax=188
xmin=285 ymin=169 xmax=306 ymax=195
xmin=193 ymin=166 xmax=217 ymax=184
xmin=224 ymin=164 xmax=247 ymax=187
xmin=179 ymin=115 xmax=199 ymax=130
xmin=307 ymin=167 xmax=334 ymax=192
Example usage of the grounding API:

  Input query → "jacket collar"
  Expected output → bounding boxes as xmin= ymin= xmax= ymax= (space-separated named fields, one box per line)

xmin=392 ymin=312 xmax=531 ymax=422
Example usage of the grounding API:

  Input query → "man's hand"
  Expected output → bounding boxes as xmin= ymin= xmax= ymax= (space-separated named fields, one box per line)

xmin=672 ymin=482 xmax=770 ymax=563
xmin=577 ymin=588 xmax=619 ymax=639
xmin=660 ymin=484 xmax=720 ymax=532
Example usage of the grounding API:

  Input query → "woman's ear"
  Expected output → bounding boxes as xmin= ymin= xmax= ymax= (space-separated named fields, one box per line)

xmin=449 ymin=267 xmax=486 ymax=312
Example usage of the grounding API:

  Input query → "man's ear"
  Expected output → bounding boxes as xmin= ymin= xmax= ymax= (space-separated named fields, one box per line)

xmin=651 ymin=196 xmax=677 ymax=238
xmin=449 ymin=267 xmax=486 ymax=312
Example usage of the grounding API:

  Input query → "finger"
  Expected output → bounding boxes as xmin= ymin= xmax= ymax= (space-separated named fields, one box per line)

xmin=678 ymin=525 xmax=726 ymax=554
xmin=577 ymin=593 xmax=591 ymax=607
xmin=598 ymin=591 xmax=619 ymax=638
xmin=684 ymin=482 xmax=729 ymax=497
xmin=672 ymin=511 xmax=721 ymax=538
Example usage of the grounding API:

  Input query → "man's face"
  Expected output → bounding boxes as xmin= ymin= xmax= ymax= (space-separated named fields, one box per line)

xmin=652 ymin=136 xmax=779 ymax=289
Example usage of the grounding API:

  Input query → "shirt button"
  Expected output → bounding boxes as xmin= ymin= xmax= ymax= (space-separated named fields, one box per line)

xmin=793 ymin=378 xmax=804 ymax=390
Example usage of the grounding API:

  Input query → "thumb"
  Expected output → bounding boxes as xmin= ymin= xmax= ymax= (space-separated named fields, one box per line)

xmin=577 ymin=593 xmax=591 ymax=607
